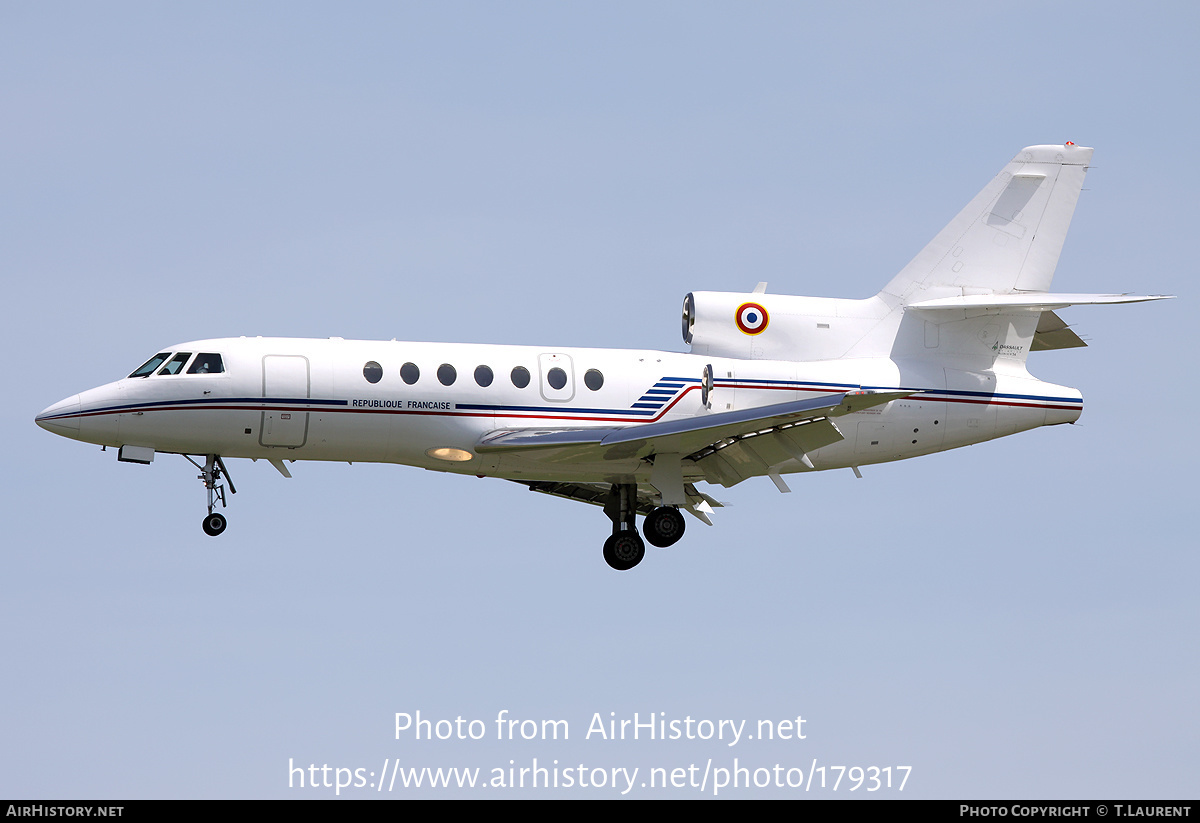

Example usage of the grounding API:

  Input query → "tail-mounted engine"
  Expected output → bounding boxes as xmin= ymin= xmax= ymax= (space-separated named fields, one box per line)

xmin=682 ymin=290 xmax=884 ymax=362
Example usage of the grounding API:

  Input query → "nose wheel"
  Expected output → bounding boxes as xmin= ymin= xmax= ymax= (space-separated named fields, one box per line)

xmin=202 ymin=512 xmax=228 ymax=536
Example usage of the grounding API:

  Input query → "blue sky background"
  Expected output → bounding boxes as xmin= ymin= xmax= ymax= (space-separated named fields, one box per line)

xmin=3 ymin=1 xmax=1195 ymax=798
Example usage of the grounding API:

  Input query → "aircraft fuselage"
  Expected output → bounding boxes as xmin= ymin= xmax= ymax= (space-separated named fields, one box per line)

xmin=37 ymin=335 xmax=1082 ymax=487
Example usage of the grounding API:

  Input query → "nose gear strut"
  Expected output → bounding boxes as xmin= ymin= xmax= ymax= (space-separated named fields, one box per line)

xmin=183 ymin=454 xmax=236 ymax=536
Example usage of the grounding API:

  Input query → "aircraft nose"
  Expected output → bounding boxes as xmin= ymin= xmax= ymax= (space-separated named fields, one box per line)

xmin=36 ymin=394 xmax=82 ymax=436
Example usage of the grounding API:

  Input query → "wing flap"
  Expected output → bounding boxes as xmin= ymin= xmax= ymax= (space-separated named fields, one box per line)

xmin=693 ymin=417 xmax=846 ymax=487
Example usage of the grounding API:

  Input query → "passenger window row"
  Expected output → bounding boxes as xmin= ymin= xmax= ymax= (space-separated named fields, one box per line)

xmin=362 ymin=361 xmax=604 ymax=391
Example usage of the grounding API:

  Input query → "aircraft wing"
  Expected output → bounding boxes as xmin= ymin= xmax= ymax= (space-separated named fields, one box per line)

xmin=477 ymin=389 xmax=910 ymax=483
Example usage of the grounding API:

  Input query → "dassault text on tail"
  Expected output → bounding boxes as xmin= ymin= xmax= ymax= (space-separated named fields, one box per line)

xmin=36 ymin=144 xmax=1170 ymax=570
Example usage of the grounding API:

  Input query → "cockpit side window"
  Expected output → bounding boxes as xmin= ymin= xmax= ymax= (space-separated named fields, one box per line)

xmin=157 ymin=352 xmax=193 ymax=375
xmin=187 ymin=353 xmax=224 ymax=374
xmin=130 ymin=353 xmax=171 ymax=378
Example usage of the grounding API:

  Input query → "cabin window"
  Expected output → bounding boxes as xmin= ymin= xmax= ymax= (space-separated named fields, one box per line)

xmin=511 ymin=366 xmax=530 ymax=388
xmin=401 ymin=362 xmax=420 ymax=385
xmin=157 ymin=352 xmax=193 ymax=375
xmin=437 ymin=364 xmax=457 ymax=386
xmin=547 ymin=367 xmax=567 ymax=390
xmin=187 ymin=353 xmax=224 ymax=374
xmin=584 ymin=369 xmax=604 ymax=391
xmin=474 ymin=365 xmax=493 ymax=387
xmin=130 ymin=353 xmax=171 ymax=378
xmin=363 ymin=361 xmax=383 ymax=384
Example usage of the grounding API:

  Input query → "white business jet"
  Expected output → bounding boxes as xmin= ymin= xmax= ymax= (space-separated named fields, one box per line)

xmin=36 ymin=144 xmax=1168 ymax=570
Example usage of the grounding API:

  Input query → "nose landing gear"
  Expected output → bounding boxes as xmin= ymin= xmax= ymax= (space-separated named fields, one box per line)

xmin=184 ymin=454 xmax=235 ymax=536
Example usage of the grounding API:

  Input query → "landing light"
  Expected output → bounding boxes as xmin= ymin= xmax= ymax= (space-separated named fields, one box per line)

xmin=426 ymin=447 xmax=474 ymax=462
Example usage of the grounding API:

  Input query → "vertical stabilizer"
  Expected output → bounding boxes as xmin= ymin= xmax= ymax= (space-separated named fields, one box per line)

xmin=880 ymin=144 xmax=1093 ymax=305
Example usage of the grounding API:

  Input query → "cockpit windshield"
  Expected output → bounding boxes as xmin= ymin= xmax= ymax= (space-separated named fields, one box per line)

xmin=129 ymin=353 xmax=171 ymax=378
xmin=129 ymin=351 xmax=225 ymax=378
xmin=158 ymin=352 xmax=193 ymax=375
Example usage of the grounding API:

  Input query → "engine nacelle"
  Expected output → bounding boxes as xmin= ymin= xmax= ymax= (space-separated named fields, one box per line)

xmin=682 ymin=291 xmax=887 ymax=362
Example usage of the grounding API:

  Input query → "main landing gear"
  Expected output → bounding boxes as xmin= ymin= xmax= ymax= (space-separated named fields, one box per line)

xmin=643 ymin=505 xmax=686 ymax=548
xmin=184 ymin=454 xmax=236 ymax=537
xmin=601 ymin=484 xmax=686 ymax=571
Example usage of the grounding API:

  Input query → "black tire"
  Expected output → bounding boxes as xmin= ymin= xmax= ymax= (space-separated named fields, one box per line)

xmin=643 ymin=506 xmax=686 ymax=548
xmin=603 ymin=532 xmax=645 ymax=571
xmin=202 ymin=512 xmax=227 ymax=537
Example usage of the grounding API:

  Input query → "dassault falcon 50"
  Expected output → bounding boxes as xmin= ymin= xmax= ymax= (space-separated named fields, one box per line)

xmin=36 ymin=144 xmax=1169 ymax=570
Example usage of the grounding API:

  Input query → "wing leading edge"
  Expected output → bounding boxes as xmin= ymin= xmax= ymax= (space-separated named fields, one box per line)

xmin=478 ymin=389 xmax=912 ymax=508
xmin=477 ymin=390 xmax=905 ymax=457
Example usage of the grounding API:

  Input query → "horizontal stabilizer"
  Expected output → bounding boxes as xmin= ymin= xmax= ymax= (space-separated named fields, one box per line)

xmin=907 ymin=293 xmax=1173 ymax=311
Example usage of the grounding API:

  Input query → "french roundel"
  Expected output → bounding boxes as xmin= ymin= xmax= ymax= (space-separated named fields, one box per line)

xmin=735 ymin=302 xmax=769 ymax=335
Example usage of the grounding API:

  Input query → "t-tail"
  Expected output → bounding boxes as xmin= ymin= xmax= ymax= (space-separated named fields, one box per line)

xmin=682 ymin=144 xmax=1170 ymax=371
